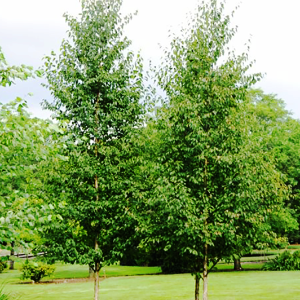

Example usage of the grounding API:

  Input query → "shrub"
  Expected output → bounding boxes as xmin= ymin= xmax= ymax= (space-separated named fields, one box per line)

xmin=263 ymin=250 xmax=300 ymax=271
xmin=0 ymin=257 xmax=8 ymax=273
xmin=20 ymin=260 xmax=55 ymax=283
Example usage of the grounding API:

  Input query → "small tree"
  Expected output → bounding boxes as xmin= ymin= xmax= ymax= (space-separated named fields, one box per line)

xmin=138 ymin=1 xmax=288 ymax=299
xmin=40 ymin=1 xmax=144 ymax=299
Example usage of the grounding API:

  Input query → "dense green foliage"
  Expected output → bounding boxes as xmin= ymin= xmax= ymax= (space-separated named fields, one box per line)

xmin=20 ymin=260 xmax=56 ymax=283
xmin=247 ymin=89 xmax=300 ymax=242
xmin=0 ymin=48 xmax=64 ymax=248
xmin=0 ymin=257 xmax=7 ymax=274
xmin=263 ymin=250 xmax=300 ymax=271
xmin=39 ymin=0 xmax=145 ymax=298
xmin=0 ymin=100 xmax=62 ymax=245
xmin=136 ymin=1 xmax=288 ymax=299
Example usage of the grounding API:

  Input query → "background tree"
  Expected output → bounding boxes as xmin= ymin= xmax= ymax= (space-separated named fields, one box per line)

xmin=246 ymin=89 xmax=300 ymax=242
xmin=0 ymin=48 xmax=61 ymax=261
xmin=0 ymin=46 xmax=42 ymax=86
xmin=39 ymin=1 xmax=145 ymax=299
xmin=137 ymin=1 xmax=289 ymax=300
xmin=227 ymin=89 xmax=300 ymax=271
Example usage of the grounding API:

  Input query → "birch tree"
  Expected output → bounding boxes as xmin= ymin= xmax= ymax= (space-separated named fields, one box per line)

xmin=40 ymin=1 xmax=144 ymax=299
xmin=139 ymin=1 xmax=288 ymax=299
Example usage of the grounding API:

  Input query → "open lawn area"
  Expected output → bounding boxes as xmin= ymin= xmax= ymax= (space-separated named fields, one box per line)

xmin=1 ymin=265 xmax=300 ymax=299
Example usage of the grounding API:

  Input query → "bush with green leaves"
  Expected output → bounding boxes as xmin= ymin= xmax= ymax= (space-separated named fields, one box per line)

xmin=263 ymin=250 xmax=300 ymax=271
xmin=0 ymin=257 xmax=8 ymax=273
xmin=20 ymin=260 xmax=55 ymax=282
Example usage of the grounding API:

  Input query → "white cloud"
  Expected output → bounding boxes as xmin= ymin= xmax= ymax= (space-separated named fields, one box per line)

xmin=1 ymin=0 xmax=299 ymax=118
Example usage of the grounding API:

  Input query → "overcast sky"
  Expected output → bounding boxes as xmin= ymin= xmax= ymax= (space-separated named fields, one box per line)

xmin=1 ymin=0 xmax=299 ymax=119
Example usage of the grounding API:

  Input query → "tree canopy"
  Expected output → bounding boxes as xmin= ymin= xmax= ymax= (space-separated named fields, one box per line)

xmin=39 ymin=1 xmax=145 ymax=299
xmin=247 ymin=89 xmax=300 ymax=242
xmin=136 ymin=1 xmax=289 ymax=299
xmin=0 ymin=48 xmax=63 ymax=249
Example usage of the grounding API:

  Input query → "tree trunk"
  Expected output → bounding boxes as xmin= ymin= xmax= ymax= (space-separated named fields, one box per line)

xmin=203 ymin=244 xmax=208 ymax=300
xmin=94 ymin=94 xmax=100 ymax=300
xmin=94 ymin=262 xmax=100 ymax=300
xmin=9 ymin=241 xmax=14 ymax=270
xmin=234 ymin=258 xmax=242 ymax=271
xmin=9 ymin=259 xmax=14 ymax=270
xmin=94 ymin=164 xmax=99 ymax=299
xmin=89 ymin=266 xmax=95 ymax=278
xmin=94 ymin=233 xmax=100 ymax=300
xmin=202 ymin=158 xmax=209 ymax=300
xmin=195 ymin=273 xmax=200 ymax=300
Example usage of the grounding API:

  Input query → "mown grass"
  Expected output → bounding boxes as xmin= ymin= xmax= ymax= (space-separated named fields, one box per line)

xmin=287 ymin=245 xmax=300 ymax=249
xmin=49 ymin=263 xmax=162 ymax=280
xmin=215 ymin=263 xmax=264 ymax=271
xmin=0 ymin=264 xmax=162 ymax=282
xmin=219 ymin=255 xmax=276 ymax=264
xmin=2 ymin=260 xmax=263 ymax=283
xmin=0 ymin=264 xmax=162 ymax=299
xmin=1 ymin=270 xmax=300 ymax=299
xmin=0 ymin=250 xmax=298 ymax=299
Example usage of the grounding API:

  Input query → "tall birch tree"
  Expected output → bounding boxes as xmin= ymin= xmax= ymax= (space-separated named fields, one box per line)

xmin=40 ymin=1 xmax=144 ymax=299
xmin=138 ymin=1 xmax=288 ymax=299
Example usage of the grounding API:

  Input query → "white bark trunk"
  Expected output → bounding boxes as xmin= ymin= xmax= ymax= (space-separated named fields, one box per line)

xmin=203 ymin=244 xmax=208 ymax=300
xmin=94 ymin=263 xmax=100 ymax=300
xmin=195 ymin=273 xmax=200 ymax=300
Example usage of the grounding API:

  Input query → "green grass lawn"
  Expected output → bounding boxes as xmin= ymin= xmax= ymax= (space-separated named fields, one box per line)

xmin=219 ymin=255 xmax=276 ymax=264
xmin=0 ymin=264 xmax=162 ymax=282
xmin=215 ymin=262 xmax=264 ymax=271
xmin=44 ymin=263 xmax=161 ymax=280
xmin=287 ymin=245 xmax=300 ymax=249
xmin=1 ymin=270 xmax=300 ymax=300
xmin=0 ymin=253 xmax=298 ymax=299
